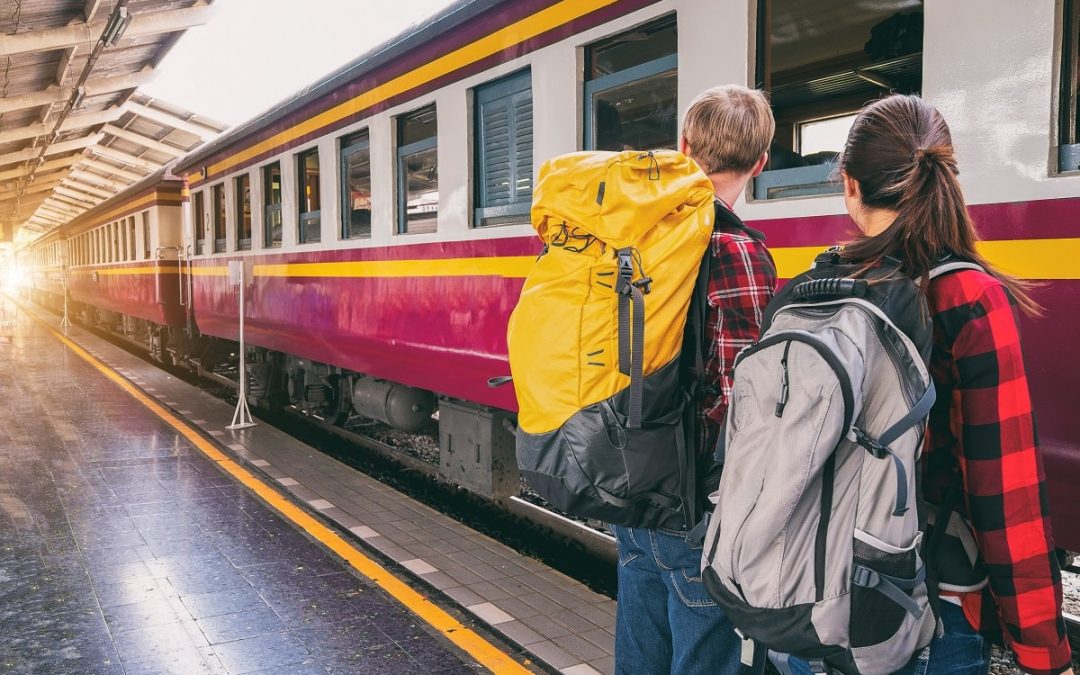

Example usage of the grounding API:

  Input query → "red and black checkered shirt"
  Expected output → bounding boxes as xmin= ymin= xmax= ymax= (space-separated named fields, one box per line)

xmin=925 ymin=269 xmax=1072 ymax=675
xmin=700 ymin=201 xmax=777 ymax=448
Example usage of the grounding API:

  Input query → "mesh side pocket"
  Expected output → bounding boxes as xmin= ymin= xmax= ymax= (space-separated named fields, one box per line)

xmin=849 ymin=535 xmax=919 ymax=648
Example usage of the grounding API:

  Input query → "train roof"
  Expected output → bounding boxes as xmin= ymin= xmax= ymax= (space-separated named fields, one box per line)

xmin=27 ymin=163 xmax=184 ymax=247
xmin=175 ymin=0 xmax=498 ymax=175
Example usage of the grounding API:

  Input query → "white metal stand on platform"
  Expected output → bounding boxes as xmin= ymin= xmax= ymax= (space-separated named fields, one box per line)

xmin=59 ymin=278 xmax=72 ymax=331
xmin=227 ymin=260 xmax=256 ymax=430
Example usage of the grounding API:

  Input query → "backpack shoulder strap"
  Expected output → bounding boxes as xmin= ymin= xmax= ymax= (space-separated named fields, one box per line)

xmin=929 ymin=260 xmax=985 ymax=280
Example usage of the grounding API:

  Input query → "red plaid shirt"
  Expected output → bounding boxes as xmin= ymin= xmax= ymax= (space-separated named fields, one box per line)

xmin=925 ymin=269 xmax=1072 ymax=675
xmin=700 ymin=201 xmax=777 ymax=447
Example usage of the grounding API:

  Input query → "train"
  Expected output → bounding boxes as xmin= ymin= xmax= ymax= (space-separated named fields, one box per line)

xmin=17 ymin=0 xmax=1080 ymax=553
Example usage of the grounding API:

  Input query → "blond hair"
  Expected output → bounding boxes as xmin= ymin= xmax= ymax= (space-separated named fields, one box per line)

xmin=682 ymin=85 xmax=775 ymax=174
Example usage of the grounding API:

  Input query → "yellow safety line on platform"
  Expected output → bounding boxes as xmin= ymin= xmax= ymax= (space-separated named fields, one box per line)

xmin=19 ymin=303 xmax=533 ymax=675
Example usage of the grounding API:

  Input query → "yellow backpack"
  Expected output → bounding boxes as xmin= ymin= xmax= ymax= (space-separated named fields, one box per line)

xmin=507 ymin=150 xmax=715 ymax=529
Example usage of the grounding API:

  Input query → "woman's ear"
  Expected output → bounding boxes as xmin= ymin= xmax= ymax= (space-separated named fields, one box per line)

xmin=842 ymin=171 xmax=861 ymax=203
xmin=679 ymin=136 xmax=691 ymax=158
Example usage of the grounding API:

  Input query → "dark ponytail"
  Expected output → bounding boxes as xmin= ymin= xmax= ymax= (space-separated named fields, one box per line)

xmin=839 ymin=95 xmax=1039 ymax=315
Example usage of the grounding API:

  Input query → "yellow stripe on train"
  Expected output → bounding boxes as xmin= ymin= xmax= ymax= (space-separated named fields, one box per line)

xmin=253 ymin=256 xmax=537 ymax=279
xmin=770 ymin=238 xmax=1080 ymax=280
xmin=84 ymin=238 xmax=1080 ymax=281
xmin=191 ymin=0 xmax=618 ymax=184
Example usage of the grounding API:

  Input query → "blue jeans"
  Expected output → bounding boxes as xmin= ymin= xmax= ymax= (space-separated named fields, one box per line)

xmin=787 ymin=602 xmax=990 ymax=675
xmin=612 ymin=525 xmax=742 ymax=675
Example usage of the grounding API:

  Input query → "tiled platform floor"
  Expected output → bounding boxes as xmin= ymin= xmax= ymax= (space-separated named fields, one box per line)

xmin=0 ymin=299 xmax=491 ymax=674
xmin=8 ymin=297 xmax=618 ymax=675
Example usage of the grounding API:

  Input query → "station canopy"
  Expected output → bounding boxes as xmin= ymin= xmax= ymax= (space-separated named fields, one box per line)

xmin=0 ymin=0 xmax=227 ymax=250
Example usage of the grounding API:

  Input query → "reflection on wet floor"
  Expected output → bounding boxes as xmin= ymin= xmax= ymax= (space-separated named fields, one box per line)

xmin=0 ymin=308 xmax=478 ymax=674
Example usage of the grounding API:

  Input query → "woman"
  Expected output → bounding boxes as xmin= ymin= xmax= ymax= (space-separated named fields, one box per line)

xmin=818 ymin=94 xmax=1073 ymax=675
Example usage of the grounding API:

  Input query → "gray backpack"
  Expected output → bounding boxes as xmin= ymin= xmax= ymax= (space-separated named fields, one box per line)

xmin=700 ymin=252 xmax=983 ymax=675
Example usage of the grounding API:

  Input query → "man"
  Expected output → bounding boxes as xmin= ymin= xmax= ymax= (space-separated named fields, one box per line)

xmin=611 ymin=85 xmax=778 ymax=675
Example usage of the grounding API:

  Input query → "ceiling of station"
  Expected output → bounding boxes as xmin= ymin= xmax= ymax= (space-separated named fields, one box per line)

xmin=0 ymin=0 xmax=227 ymax=249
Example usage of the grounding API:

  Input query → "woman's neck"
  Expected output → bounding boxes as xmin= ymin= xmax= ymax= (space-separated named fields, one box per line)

xmin=857 ymin=207 xmax=899 ymax=237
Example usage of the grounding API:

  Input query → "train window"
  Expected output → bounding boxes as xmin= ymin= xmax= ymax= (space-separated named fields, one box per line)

xmin=340 ymin=131 xmax=371 ymax=240
xmin=1060 ymin=0 xmax=1080 ymax=172
xmin=128 ymin=217 xmax=136 ymax=261
xmin=397 ymin=105 xmax=438 ymax=234
xmin=235 ymin=174 xmax=252 ymax=250
xmin=194 ymin=190 xmax=206 ymax=254
xmin=297 ymin=148 xmax=322 ymax=244
xmin=112 ymin=222 xmax=120 ymax=262
xmin=584 ymin=15 xmax=678 ymax=151
xmin=263 ymin=163 xmax=282 ymax=248
xmin=753 ymin=0 xmax=923 ymax=200
xmin=212 ymin=184 xmax=226 ymax=253
xmin=142 ymin=213 xmax=150 ymax=259
xmin=474 ymin=70 xmax=533 ymax=227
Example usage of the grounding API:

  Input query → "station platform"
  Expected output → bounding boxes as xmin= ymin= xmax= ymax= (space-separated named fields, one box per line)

xmin=0 ymin=296 xmax=616 ymax=675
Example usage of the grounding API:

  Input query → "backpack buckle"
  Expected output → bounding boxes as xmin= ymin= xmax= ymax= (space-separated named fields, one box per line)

xmin=852 ymin=564 xmax=878 ymax=588
xmin=633 ymin=276 xmax=653 ymax=294
xmin=615 ymin=250 xmax=634 ymax=295
xmin=850 ymin=425 xmax=888 ymax=459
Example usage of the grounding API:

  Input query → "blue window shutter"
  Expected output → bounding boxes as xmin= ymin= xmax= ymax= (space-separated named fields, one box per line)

xmin=481 ymin=96 xmax=513 ymax=207
xmin=476 ymin=70 xmax=533 ymax=223
xmin=512 ymin=89 xmax=533 ymax=204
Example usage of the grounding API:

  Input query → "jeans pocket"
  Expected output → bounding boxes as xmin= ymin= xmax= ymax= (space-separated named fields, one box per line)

xmin=612 ymin=525 xmax=640 ymax=567
xmin=671 ymin=568 xmax=716 ymax=608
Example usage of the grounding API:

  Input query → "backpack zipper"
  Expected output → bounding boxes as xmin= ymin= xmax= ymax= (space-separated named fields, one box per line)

xmin=774 ymin=341 xmax=792 ymax=417
xmin=782 ymin=303 xmax=923 ymax=407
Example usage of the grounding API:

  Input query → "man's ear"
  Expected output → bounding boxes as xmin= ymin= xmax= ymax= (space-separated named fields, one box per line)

xmin=750 ymin=152 xmax=769 ymax=178
xmin=679 ymin=136 xmax=691 ymax=158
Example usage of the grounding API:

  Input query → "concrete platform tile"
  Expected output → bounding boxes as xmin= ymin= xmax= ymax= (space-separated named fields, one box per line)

xmin=467 ymin=581 xmax=513 ymax=602
xmin=527 ymin=640 xmax=580 ymax=670
xmin=557 ymin=632 xmax=612 ymax=661
xmin=250 ymin=459 xmax=270 ymax=467
xmin=579 ymin=627 xmax=616 ymax=651
xmin=400 ymin=558 xmax=437 ymax=575
xmin=276 ymin=477 xmax=299 ymax=486
xmin=495 ymin=619 xmax=545 ymax=647
xmin=466 ymin=602 xmax=514 ymax=625
xmin=416 ymin=571 xmax=457 ymax=590
xmin=561 ymin=664 xmax=604 ymax=675
xmin=571 ymin=603 xmax=616 ymax=628
xmin=348 ymin=525 xmax=380 ymax=539
xmin=528 ymin=613 xmax=574 ymax=640
xmin=442 ymin=585 xmax=484 ymax=608
xmin=307 ymin=499 xmax=334 ymax=511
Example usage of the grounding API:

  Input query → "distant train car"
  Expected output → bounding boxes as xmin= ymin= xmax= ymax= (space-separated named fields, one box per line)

xmin=27 ymin=238 xmax=66 ymax=305
xmin=27 ymin=168 xmax=188 ymax=360
xmin=25 ymin=0 xmax=1075 ymax=546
